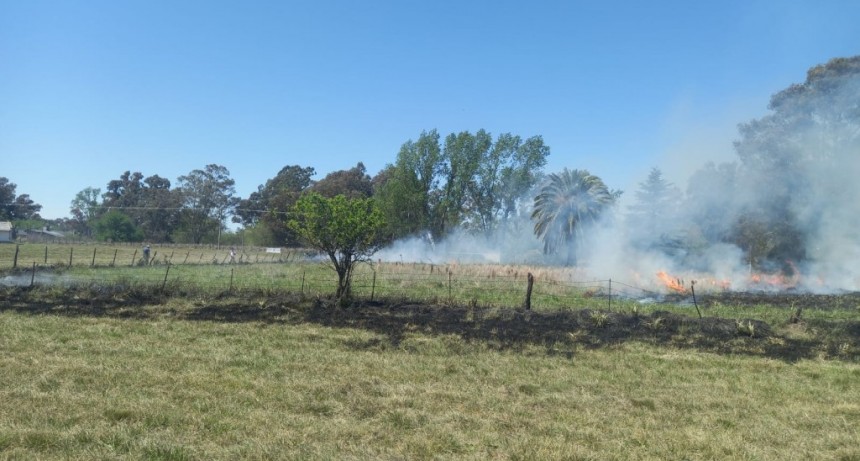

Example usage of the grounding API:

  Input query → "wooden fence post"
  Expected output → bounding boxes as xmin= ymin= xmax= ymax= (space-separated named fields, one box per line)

xmin=69 ymin=247 xmax=73 ymax=268
xmin=229 ymin=267 xmax=234 ymax=292
xmin=448 ymin=272 xmax=453 ymax=304
xmin=301 ymin=270 xmax=306 ymax=294
xmin=523 ymin=272 xmax=534 ymax=310
xmin=161 ymin=264 xmax=171 ymax=291
xmin=13 ymin=244 xmax=19 ymax=269
xmin=131 ymin=249 xmax=137 ymax=266
xmin=370 ymin=271 xmax=377 ymax=302
xmin=691 ymin=281 xmax=702 ymax=319
xmin=608 ymin=278 xmax=612 ymax=311
xmin=91 ymin=247 xmax=97 ymax=267
xmin=44 ymin=246 xmax=48 ymax=264
xmin=111 ymin=249 xmax=118 ymax=267
xmin=30 ymin=262 xmax=36 ymax=287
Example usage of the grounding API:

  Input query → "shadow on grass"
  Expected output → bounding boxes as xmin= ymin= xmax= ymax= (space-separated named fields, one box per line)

xmin=2 ymin=286 xmax=858 ymax=362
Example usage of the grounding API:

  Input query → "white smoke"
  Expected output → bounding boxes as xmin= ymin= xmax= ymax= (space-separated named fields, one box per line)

xmin=377 ymin=61 xmax=860 ymax=293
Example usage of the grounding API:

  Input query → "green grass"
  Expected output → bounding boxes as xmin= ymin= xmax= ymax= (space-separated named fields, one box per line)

xmin=1 ymin=291 xmax=859 ymax=460
xmin=2 ymin=246 xmax=860 ymax=458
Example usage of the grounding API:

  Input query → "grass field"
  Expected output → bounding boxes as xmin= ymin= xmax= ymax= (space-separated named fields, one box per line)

xmin=1 ymin=244 xmax=859 ymax=459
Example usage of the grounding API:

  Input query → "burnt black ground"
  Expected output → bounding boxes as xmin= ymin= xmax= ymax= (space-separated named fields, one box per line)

xmin=1 ymin=286 xmax=858 ymax=362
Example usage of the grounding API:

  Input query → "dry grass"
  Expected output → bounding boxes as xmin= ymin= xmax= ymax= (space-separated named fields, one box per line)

xmin=0 ymin=242 xmax=309 ymax=269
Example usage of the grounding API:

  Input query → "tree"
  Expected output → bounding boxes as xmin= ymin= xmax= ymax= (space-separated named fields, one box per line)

xmin=437 ymin=130 xmax=492 ymax=235
xmin=731 ymin=56 xmax=860 ymax=264
xmin=235 ymin=165 xmax=315 ymax=246
xmin=100 ymin=171 xmax=183 ymax=242
xmin=627 ymin=167 xmax=682 ymax=251
xmin=288 ymin=193 xmax=386 ymax=299
xmin=373 ymin=164 xmax=428 ymax=240
xmin=10 ymin=194 xmax=42 ymax=220
xmin=176 ymin=164 xmax=238 ymax=245
xmin=373 ymin=130 xmax=443 ymax=240
xmin=0 ymin=177 xmax=42 ymax=220
xmin=70 ymin=187 xmax=102 ymax=236
xmin=92 ymin=210 xmax=144 ymax=242
xmin=0 ymin=178 xmax=15 ymax=219
xmin=311 ymin=162 xmax=373 ymax=199
xmin=468 ymin=133 xmax=550 ymax=233
xmin=375 ymin=129 xmax=550 ymax=241
xmin=531 ymin=169 xmax=616 ymax=265
xmin=138 ymin=175 xmax=182 ymax=243
xmin=102 ymin=171 xmax=145 ymax=211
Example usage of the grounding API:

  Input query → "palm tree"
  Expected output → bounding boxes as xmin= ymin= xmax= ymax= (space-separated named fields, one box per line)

xmin=531 ymin=169 xmax=615 ymax=264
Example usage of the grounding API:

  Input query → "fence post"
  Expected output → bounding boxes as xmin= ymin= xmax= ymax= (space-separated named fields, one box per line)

xmin=370 ymin=271 xmax=376 ymax=302
xmin=183 ymin=252 xmax=190 ymax=264
xmin=608 ymin=278 xmax=612 ymax=311
xmin=523 ymin=272 xmax=534 ymax=310
xmin=91 ymin=247 xmax=97 ymax=267
xmin=131 ymin=249 xmax=137 ymax=266
xmin=229 ymin=267 xmax=234 ymax=292
xmin=161 ymin=264 xmax=171 ymax=291
xmin=44 ymin=246 xmax=48 ymax=264
xmin=13 ymin=244 xmax=19 ymax=269
xmin=448 ymin=272 xmax=453 ymax=304
xmin=111 ymin=249 xmax=118 ymax=267
xmin=691 ymin=280 xmax=702 ymax=318
xmin=30 ymin=262 xmax=36 ymax=287
xmin=301 ymin=270 xmax=306 ymax=294
xmin=69 ymin=247 xmax=73 ymax=268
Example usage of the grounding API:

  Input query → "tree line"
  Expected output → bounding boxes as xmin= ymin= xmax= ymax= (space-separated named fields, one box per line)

xmin=3 ymin=55 xmax=858 ymax=278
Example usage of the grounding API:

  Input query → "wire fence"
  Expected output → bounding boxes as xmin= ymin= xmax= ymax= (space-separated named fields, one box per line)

xmin=0 ymin=242 xmax=313 ymax=269
xmin=0 ymin=246 xmax=677 ymax=310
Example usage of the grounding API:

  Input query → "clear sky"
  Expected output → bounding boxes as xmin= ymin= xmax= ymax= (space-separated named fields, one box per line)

xmin=2 ymin=0 xmax=859 ymax=220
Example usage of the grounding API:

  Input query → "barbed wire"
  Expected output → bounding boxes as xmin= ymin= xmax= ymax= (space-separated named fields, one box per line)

xmin=2 ymin=259 xmax=686 ymax=310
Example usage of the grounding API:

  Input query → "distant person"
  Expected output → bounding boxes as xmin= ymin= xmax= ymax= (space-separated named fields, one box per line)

xmin=143 ymin=244 xmax=151 ymax=264
xmin=229 ymin=247 xmax=236 ymax=263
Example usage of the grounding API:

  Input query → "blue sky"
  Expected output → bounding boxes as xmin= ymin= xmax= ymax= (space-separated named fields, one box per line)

xmin=2 ymin=0 xmax=859 ymax=220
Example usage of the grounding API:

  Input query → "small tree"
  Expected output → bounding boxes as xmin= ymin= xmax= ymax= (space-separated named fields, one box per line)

xmin=288 ymin=193 xmax=386 ymax=300
xmin=93 ymin=210 xmax=144 ymax=242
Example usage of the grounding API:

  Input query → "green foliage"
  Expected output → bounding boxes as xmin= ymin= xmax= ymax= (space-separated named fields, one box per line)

xmin=235 ymin=165 xmax=315 ymax=246
xmin=176 ymin=164 xmax=238 ymax=244
xmin=69 ymin=187 xmax=102 ymax=236
xmin=311 ymin=162 xmax=373 ymax=199
xmin=288 ymin=193 xmax=386 ymax=298
xmin=375 ymin=129 xmax=550 ymax=241
xmin=100 ymin=171 xmax=183 ymax=243
xmin=0 ymin=177 xmax=42 ymax=220
xmin=531 ymin=169 xmax=616 ymax=264
xmin=93 ymin=211 xmax=144 ymax=242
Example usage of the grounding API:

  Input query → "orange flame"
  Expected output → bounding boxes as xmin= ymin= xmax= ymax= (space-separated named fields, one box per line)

xmin=656 ymin=271 xmax=687 ymax=293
